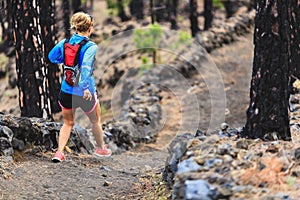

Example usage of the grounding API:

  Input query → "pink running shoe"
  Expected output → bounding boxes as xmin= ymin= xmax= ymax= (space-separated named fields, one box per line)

xmin=94 ymin=145 xmax=112 ymax=157
xmin=51 ymin=151 xmax=65 ymax=163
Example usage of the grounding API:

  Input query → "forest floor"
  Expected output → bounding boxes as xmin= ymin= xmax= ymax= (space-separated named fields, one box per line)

xmin=0 ymin=1 xmax=260 ymax=199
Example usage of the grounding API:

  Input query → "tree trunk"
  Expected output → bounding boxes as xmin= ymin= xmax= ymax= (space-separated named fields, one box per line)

xmin=168 ymin=0 xmax=179 ymax=30
xmin=40 ymin=0 xmax=61 ymax=114
xmin=117 ymin=0 xmax=130 ymax=22
xmin=72 ymin=0 xmax=82 ymax=13
xmin=129 ymin=0 xmax=144 ymax=20
xmin=63 ymin=0 xmax=71 ymax=38
xmin=290 ymin=2 xmax=300 ymax=81
xmin=150 ymin=0 xmax=154 ymax=24
xmin=189 ymin=0 xmax=199 ymax=37
xmin=12 ymin=0 xmax=52 ymax=118
xmin=243 ymin=0 xmax=296 ymax=141
xmin=223 ymin=0 xmax=240 ymax=18
xmin=0 ymin=0 xmax=14 ymax=56
xmin=204 ymin=0 xmax=213 ymax=30
xmin=90 ymin=0 xmax=94 ymax=10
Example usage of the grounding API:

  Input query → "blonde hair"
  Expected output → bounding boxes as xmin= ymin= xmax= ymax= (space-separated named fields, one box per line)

xmin=70 ymin=12 xmax=94 ymax=33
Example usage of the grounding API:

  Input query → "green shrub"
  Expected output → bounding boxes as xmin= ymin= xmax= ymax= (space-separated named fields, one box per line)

xmin=141 ymin=56 xmax=149 ymax=65
xmin=179 ymin=31 xmax=192 ymax=44
xmin=213 ymin=0 xmax=224 ymax=9
xmin=134 ymin=24 xmax=163 ymax=53
xmin=106 ymin=0 xmax=118 ymax=16
xmin=106 ymin=0 xmax=117 ymax=9
xmin=168 ymin=30 xmax=192 ymax=51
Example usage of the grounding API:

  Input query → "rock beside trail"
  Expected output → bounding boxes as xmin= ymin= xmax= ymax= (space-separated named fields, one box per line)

xmin=196 ymin=9 xmax=255 ymax=53
xmin=102 ymin=82 xmax=163 ymax=153
xmin=163 ymin=123 xmax=300 ymax=200
xmin=0 ymin=115 xmax=96 ymax=156
xmin=168 ymin=90 xmax=300 ymax=200
xmin=0 ymin=82 xmax=163 ymax=156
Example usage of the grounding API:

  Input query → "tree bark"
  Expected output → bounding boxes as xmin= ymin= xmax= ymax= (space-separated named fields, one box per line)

xmin=150 ymin=0 xmax=154 ymax=24
xmin=129 ymin=0 xmax=144 ymax=20
xmin=189 ymin=0 xmax=199 ymax=37
xmin=290 ymin=1 xmax=300 ymax=81
xmin=223 ymin=0 xmax=240 ymax=18
xmin=12 ymin=0 xmax=52 ymax=118
xmin=0 ymin=0 xmax=14 ymax=56
xmin=40 ymin=0 xmax=61 ymax=114
xmin=63 ymin=0 xmax=71 ymax=38
xmin=167 ymin=0 xmax=179 ymax=30
xmin=117 ymin=0 xmax=130 ymax=22
xmin=72 ymin=0 xmax=82 ymax=13
xmin=204 ymin=0 xmax=213 ymax=30
xmin=243 ymin=0 xmax=296 ymax=141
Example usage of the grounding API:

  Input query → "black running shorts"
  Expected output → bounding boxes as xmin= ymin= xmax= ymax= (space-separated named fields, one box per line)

xmin=58 ymin=91 xmax=98 ymax=113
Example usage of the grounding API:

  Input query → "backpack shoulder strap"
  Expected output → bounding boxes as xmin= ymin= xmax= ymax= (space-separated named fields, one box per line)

xmin=78 ymin=38 xmax=95 ymax=67
xmin=79 ymin=37 xmax=89 ymax=46
xmin=76 ymin=38 xmax=89 ymax=67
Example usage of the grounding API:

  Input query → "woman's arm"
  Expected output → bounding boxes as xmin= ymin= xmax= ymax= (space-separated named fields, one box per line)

xmin=79 ymin=45 xmax=98 ymax=90
xmin=48 ymin=39 xmax=66 ymax=64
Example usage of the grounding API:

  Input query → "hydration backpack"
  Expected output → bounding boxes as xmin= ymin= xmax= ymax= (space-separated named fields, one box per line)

xmin=63 ymin=38 xmax=89 ymax=86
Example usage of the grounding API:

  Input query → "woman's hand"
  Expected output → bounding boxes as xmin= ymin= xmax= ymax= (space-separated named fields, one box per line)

xmin=83 ymin=89 xmax=93 ymax=101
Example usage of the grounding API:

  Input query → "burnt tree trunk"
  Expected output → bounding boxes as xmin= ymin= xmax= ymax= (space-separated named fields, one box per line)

xmin=243 ymin=0 xmax=297 ymax=141
xmin=63 ymin=0 xmax=71 ymax=38
xmin=117 ymin=0 xmax=130 ymax=22
xmin=204 ymin=0 xmax=213 ymax=30
xmin=290 ymin=2 xmax=300 ymax=81
xmin=223 ymin=0 xmax=240 ymax=18
xmin=12 ymin=0 xmax=52 ymax=118
xmin=0 ymin=0 xmax=14 ymax=56
xmin=189 ymin=0 xmax=199 ymax=37
xmin=149 ymin=0 xmax=156 ymax=64
xmin=167 ymin=0 xmax=179 ymax=30
xmin=150 ymin=0 xmax=154 ymax=24
xmin=129 ymin=0 xmax=144 ymax=20
xmin=40 ymin=0 xmax=61 ymax=114
xmin=72 ymin=0 xmax=82 ymax=13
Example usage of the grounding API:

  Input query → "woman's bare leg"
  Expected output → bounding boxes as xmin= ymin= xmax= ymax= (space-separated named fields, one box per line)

xmin=57 ymin=109 xmax=75 ymax=153
xmin=86 ymin=103 xmax=105 ymax=149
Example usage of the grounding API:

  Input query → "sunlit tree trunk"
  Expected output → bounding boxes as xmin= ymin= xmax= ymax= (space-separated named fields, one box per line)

xmin=12 ymin=0 xmax=52 ymax=118
xmin=243 ymin=0 xmax=298 ymax=141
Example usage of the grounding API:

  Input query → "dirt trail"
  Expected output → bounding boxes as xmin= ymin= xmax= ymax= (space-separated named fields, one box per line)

xmin=0 ymin=30 xmax=254 ymax=199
